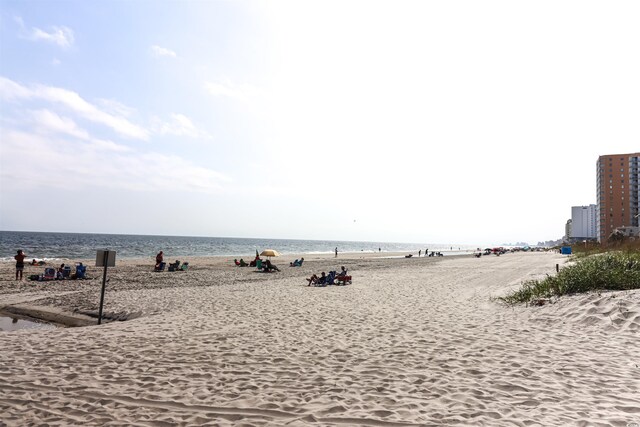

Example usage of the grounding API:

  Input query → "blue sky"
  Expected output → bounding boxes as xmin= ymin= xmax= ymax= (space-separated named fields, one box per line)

xmin=1 ymin=1 xmax=639 ymax=246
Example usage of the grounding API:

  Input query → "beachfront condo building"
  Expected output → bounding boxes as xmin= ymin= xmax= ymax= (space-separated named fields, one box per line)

xmin=570 ymin=205 xmax=597 ymax=240
xmin=596 ymin=152 xmax=640 ymax=242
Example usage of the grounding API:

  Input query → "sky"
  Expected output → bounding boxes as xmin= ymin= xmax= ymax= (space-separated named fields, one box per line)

xmin=0 ymin=0 xmax=639 ymax=246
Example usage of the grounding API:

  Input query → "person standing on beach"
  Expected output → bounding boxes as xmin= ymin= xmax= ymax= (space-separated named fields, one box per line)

xmin=15 ymin=250 xmax=26 ymax=281
xmin=419 ymin=250 xmax=422 ymax=257
xmin=335 ymin=247 xmax=338 ymax=258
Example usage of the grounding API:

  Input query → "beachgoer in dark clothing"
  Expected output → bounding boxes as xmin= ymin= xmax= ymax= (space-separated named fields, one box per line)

xmin=307 ymin=272 xmax=326 ymax=286
xmin=264 ymin=260 xmax=279 ymax=272
xmin=419 ymin=250 xmax=421 ymax=257
xmin=335 ymin=247 xmax=338 ymax=258
xmin=15 ymin=250 xmax=26 ymax=281
xmin=155 ymin=251 xmax=164 ymax=269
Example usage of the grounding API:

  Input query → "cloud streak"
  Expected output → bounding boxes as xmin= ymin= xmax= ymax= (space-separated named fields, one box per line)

xmin=204 ymin=80 xmax=260 ymax=101
xmin=14 ymin=17 xmax=75 ymax=48
xmin=150 ymin=113 xmax=211 ymax=139
xmin=151 ymin=45 xmax=177 ymax=58
xmin=31 ymin=26 xmax=75 ymax=47
xmin=0 ymin=76 xmax=149 ymax=140
xmin=0 ymin=129 xmax=229 ymax=193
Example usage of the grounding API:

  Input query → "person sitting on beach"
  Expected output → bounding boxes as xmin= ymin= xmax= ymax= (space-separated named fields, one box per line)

xmin=155 ymin=251 xmax=164 ymax=268
xmin=239 ymin=259 xmax=248 ymax=267
xmin=250 ymin=256 xmax=261 ymax=267
xmin=290 ymin=257 xmax=304 ymax=267
xmin=57 ymin=263 xmax=65 ymax=279
xmin=234 ymin=259 xmax=240 ymax=266
xmin=264 ymin=260 xmax=280 ymax=272
xmin=31 ymin=258 xmax=38 ymax=265
xmin=15 ymin=250 xmax=26 ymax=281
xmin=307 ymin=271 xmax=326 ymax=286
xmin=337 ymin=266 xmax=348 ymax=278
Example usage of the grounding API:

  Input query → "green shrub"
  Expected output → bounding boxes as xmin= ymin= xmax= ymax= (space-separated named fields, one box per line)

xmin=500 ymin=251 xmax=640 ymax=305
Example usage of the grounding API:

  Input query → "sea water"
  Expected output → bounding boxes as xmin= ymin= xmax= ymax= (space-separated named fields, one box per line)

xmin=0 ymin=231 xmax=475 ymax=261
xmin=0 ymin=315 xmax=56 ymax=331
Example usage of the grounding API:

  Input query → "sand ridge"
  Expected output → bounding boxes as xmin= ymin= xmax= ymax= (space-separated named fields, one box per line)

xmin=0 ymin=252 xmax=638 ymax=426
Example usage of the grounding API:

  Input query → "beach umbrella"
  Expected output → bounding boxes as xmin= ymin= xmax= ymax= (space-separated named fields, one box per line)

xmin=260 ymin=249 xmax=280 ymax=258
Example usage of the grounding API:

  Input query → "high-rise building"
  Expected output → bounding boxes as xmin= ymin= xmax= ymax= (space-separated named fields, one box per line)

xmin=564 ymin=219 xmax=572 ymax=242
xmin=571 ymin=205 xmax=596 ymax=240
xmin=596 ymin=152 xmax=640 ymax=242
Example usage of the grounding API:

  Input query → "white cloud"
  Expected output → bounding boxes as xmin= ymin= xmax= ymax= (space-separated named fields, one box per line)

xmin=150 ymin=113 xmax=211 ymax=139
xmin=31 ymin=109 xmax=90 ymax=140
xmin=29 ymin=109 xmax=131 ymax=153
xmin=0 ymin=129 xmax=229 ymax=193
xmin=97 ymin=98 xmax=138 ymax=118
xmin=0 ymin=76 xmax=32 ymax=100
xmin=30 ymin=25 xmax=74 ymax=48
xmin=204 ymin=80 xmax=259 ymax=101
xmin=0 ymin=76 xmax=149 ymax=140
xmin=151 ymin=45 xmax=177 ymax=58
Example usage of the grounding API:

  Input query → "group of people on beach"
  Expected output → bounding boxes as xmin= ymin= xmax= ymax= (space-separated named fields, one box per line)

xmin=13 ymin=249 xmax=86 ymax=281
xmin=307 ymin=266 xmax=349 ymax=286
xmin=233 ymin=255 xmax=280 ymax=272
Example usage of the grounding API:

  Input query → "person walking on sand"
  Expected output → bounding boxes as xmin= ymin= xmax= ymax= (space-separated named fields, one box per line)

xmin=15 ymin=250 xmax=26 ymax=281
xmin=335 ymin=247 xmax=338 ymax=258
xmin=419 ymin=249 xmax=422 ymax=257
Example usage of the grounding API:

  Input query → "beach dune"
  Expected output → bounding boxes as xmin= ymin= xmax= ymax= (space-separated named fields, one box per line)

xmin=0 ymin=251 xmax=638 ymax=426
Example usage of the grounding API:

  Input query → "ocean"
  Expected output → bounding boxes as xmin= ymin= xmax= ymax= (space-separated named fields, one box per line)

xmin=0 ymin=231 xmax=475 ymax=261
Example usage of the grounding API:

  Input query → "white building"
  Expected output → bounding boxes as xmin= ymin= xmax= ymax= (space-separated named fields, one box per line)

xmin=571 ymin=205 xmax=597 ymax=239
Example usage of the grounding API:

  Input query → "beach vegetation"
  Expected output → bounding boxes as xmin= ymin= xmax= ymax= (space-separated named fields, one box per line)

xmin=500 ymin=251 xmax=640 ymax=305
xmin=565 ymin=238 xmax=640 ymax=259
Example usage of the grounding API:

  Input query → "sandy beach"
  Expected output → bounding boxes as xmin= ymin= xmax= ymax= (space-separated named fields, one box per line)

xmin=1 ymin=251 xmax=639 ymax=426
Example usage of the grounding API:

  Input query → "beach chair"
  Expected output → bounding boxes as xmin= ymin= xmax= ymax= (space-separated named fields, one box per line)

xmin=179 ymin=262 xmax=189 ymax=271
xmin=154 ymin=262 xmax=166 ymax=272
xmin=42 ymin=268 xmax=56 ymax=281
xmin=168 ymin=260 xmax=181 ymax=272
xmin=256 ymin=259 xmax=262 ymax=270
xmin=62 ymin=266 xmax=72 ymax=278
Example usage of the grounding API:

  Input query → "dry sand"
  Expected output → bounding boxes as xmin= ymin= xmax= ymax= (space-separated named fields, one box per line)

xmin=0 ymin=251 xmax=639 ymax=426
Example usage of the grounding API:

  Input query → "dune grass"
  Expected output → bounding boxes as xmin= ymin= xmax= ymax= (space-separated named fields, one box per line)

xmin=500 ymin=251 xmax=640 ymax=305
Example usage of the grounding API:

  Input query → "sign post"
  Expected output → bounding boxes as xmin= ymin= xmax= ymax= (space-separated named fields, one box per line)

xmin=96 ymin=250 xmax=116 ymax=325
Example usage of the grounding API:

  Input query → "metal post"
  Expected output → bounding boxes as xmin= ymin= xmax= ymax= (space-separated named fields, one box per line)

xmin=98 ymin=251 xmax=108 ymax=325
